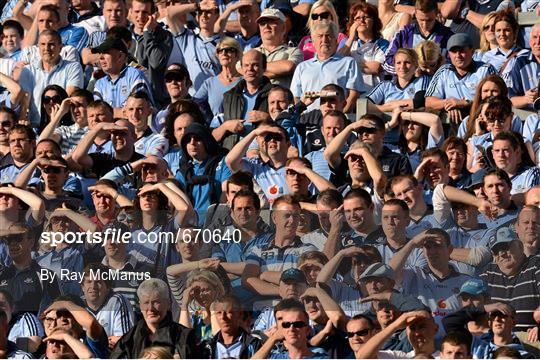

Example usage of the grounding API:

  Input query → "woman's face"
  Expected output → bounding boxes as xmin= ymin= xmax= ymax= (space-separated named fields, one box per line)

xmin=483 ymin=19 xmax=496 ymax=43
xmin=495 ymin=20 xmax=515 ymax=49
xmin=139 ymin=191 xmax=159 ymax=212
xmin=43 ymin=90 xmax=62 ymax=116
xmin=481 ymin=81 xmax=501 ymax=100
xmin=311 ymin=6 xmax=333 ymax=25
xmin=353 ymin=10 xmax=373 ymax=33
xmin=217 ymin=45 xmax=239 ymax=67
xmin=394 ymin=53 xmax=416 ymax=80
xmin=446 ymin=145 xmax=466 ymax=173
xmin=192 ymin=280 xmax=217 ymax=306
xmin=402 ymin=120 xmax=423 ymax=142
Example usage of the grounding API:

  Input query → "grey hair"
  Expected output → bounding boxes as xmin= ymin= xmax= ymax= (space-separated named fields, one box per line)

xmin=311 ymin=21 xmax=338 ymax=40
xmin=137 ymin=278 xmax=170 ymax=301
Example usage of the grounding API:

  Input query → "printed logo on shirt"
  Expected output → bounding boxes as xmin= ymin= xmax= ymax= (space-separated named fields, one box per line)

xmin=23 ymin=277 xmax=33 ymax=284
xmin=0 ymin=280 xmax=6 ymax=286
xmin=121 ymin=85 xmax=129 ymax=96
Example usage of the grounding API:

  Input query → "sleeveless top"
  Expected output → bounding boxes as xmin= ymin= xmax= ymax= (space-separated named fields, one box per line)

xmin=382 ymin=11 xmax=406 ymax=41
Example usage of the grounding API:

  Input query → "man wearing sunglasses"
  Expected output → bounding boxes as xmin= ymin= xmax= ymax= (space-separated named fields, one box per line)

xmin=481 ymin=226 xmax=540 ymax=333
xmin=38 ymin=155 xmax=85 ymax=212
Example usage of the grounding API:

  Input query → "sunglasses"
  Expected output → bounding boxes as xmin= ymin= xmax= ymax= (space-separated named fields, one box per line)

xmin=197 ymin=9 xmax=217 ymax=16
xmin=348 ymin=154 xmax=363 ymax=162
xmin=286 ymin=169 xmax=306 ymax=177
xmin=311 ymin=11 xmax=330 ymax=20
xmin=117 ymin=213 xmax=136 ymax=222
xmin=282 ymin=321 xmax=307 ymax=329
xmin=485 ymin=117 xmax=507 ymax=124
xmin=217 ymin=47 xmax=237 ymax=55
xmin=258 ymin=18 xmax=279 ymax=26
xmin=483 ymin=24 xmax=495 ymax=31
xmin=165 ymin=74 xmax=185 ymax=83
xmin=357 ymin=127 xmax=378 ymax=135
xmin=0 ymin=120 xmax=12 ymax=128
xmin=111 ymin=130 xmax=128 ymax=136
xmin=43 ymin=95 xmax=63 ymax=104
xmin=347 ymin=329 xmax=371 ymax=338
xmin=264 ymin=133 xmax=284 ymax=142
xmin=1 ymin=234 xmax=24 ymax=243
xmin=42 ymin=167 xmax=63 ymax=174
xmin=302 ymin=296 xmax=318 ymax=303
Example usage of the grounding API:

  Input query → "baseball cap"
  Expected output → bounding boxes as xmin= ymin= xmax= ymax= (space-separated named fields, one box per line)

xmin=359 ymin=263 xmax=394 ymax=281
xmin=91 ymin=37 xmax=128 ymax=54
xmin=489 ymin=226 xmax=517 ymax=251
xmin=447 ymin=33 xmax=473 ymax=51
xmin=467 ymin=168 xmax=486 ymax=190
xmin=280 ymin=268 xmax=307 ymax=283
xmin=0 ymin=223 xmax=28 ymax=238
xmin=459 ymin=279 xmax=488 ymax=296
xmin=257 ymin=8 xmax=286 ymax=23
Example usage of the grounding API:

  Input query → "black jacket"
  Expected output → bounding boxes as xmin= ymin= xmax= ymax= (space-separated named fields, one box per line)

xmin=201 ymin=328 xmax=264 ymax=359
xmin=110 ymin=312 xmax=198 ymax=359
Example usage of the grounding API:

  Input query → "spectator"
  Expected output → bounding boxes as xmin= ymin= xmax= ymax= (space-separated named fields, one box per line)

xmin=0 ymin=125 xmax=36 ymax=184
xmin=2 ymin=20 xmax=24 ymax=61
xmin=414 ymin=40 xmax=445 ymax=78
xmin=515 ymin=205 xmax=540 ymax=257
xmin=0 ymin=107 xmax=15 ymax=159
xmin=214 ymin=0 xmax=261 ymax=50
xmin=37 ymin=85 xmax=71 ymax=134
xmin=346 ymin=315 xmax=377 ymax=358
xmin=378 ymin=0 xmax=412 ymax=42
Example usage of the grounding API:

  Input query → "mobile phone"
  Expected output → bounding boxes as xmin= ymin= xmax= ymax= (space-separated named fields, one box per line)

xmin=476 ymin=145 xmax=493 ymax=167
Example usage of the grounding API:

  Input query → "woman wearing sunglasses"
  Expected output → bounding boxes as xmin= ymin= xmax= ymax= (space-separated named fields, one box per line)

xmin=473 ymin=12 xmax=498 ymax=61
xmin=39 ymin=85 xmax=72 ymax=134
xmin=194 ymin=37 xmax=242 ymax=117
xmin=339 ymin=2 xmax=389 ymax=93
xmin=298 ymin=0 xmax=346 ymax=60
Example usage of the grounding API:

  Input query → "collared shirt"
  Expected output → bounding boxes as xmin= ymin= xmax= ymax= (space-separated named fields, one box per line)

xmin=508 ymin=52 xmax=540 ymax=100
xmin=290 ymin=53 xmax=364 ymax=110
xmin=59 ymin=23 xmax=89 ymax=53
xmin=37 ymin=246 xmax=84 ymax=297
xmin=86 ymin=292 xmax=135 ymax=337
xmin=509 ymin=165 xmax=540 ymax=194
xmin=426 ymin=61 xmax=497 ymax=100
xmin=173 ymin=27 xmax=221 ymax=92
xmin=19 ymin=59 xmax=84 ymax=127
xmin=482 ymin=46 xmax=530 ymax=88
xmin=93 ymin=66 xmax=153 ymax=108
xmin=255 ymin=44 xmax=304 ymax=88
xmin=375 ymin=239 xmax=427 ymax=269
xmin=305 ymin=148 xmax=332 ymax=181
xmin=405 ymin=206 xmax=447 ymax=238
xmin=134 ymin=127 xmax=169 ymax=158
xmin=348 ymin=37 xmax=389 ymax=92
xmin=163 ymin=147 xmax=183 ymax=177
xmin=215 ymin=333 xmax=244 ymax=359
xmin=367 ymin=75 xmax=430 ymax=104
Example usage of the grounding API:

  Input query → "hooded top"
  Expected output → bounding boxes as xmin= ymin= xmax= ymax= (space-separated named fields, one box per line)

xmin=180 ymin=123 xmax=222 ymax=160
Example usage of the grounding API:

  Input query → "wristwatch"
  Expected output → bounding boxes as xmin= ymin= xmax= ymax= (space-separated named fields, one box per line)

xmin=460 ymin=6 xmax=470 ymax=20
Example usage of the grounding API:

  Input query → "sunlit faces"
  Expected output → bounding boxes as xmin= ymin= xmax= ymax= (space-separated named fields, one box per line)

xmin=103 ymin=0 xmax=127 ymax=27
xmin=2 ymin=27 xmax=21 ymax=53
xmin=172 ymin=113 xmax=194 ymax=146
xmin=196 ymin=8 xmax=219 ymax=31
xmin=346 ymin=318 xmax=374 ymax=352
xmin=81 ymin=276 xmax=109 ymax=306
xmin=8 ymin=130 xmax=34 ymax=163
xmin=285 ymin=160 xmax=310 ymax=195
xmin=448 ymin=46 xmax=474 ymax=70
xmin=124 ymin=97 xmax=152 ymax=132
xmin=272 ymin=202 xmax=301 ymax=238
xmin=138 ymin=190 xmax=160 ymax=211
xmin=401 ymin=120 xmax=423 ymax=143
xmin=190 ymin=280 xmax=219 ymax=307
xmin=302 ymin=295 xmax=325 ymax=322
xmin=424 ymin=155 xmax=449 ymax=188
xmin=42 ymin=165 xmax=68 ymax=191
xmin=231 ymin=195 xmax=258 ymax=228
xmin=39 ymin=34 xmax=62 ymax=64
xmin=361 ymin=276 xmax=394 ymax=295
xmin=312 ymin=27 xmax=337 ymax=57
xmin=175 ymin=229 xmax=200 ymax=260
xmin=37 ymin=10 xmax=59 ymax=32
xmin=0 ymin=113 xmax=13 ymax=144
xmin=321 ymin=114 xmax=344 ymax=145
xmin=530 ymin=26 xmax=540 ymax=57
xmin=492 ymin=139 xmax=520 ymax=173
xmin=483 ymin=173 xmax=511 ymax=208
xmin=165 ymin=70 xmax=189 ymax=99
xmin=406 ymin=312 xmax=438 ymax=352
xmin=516 ymin=208 xmax=540 ymax=250
xmin=139 ymin=292 xmax=170 ymax=327
xmin=213 ymin=300 xmax=242 ymax=333
xmin=258 ymin=17 xmax=283 ymax=41
xmin=483 ymin=19 xmax=496 ymax=44
xmin=268 ymin=90 xmax=290 ymax=120
xmin=525 ymin=187 xmax=540 ymax=207
xmin=445 ymin=145 xmax=465 ymax=174
xmin=381 ymin=204 xmax=409 ymax=239
xmin=489 ymin=311 xmax=516 ymax=337
xmin=69 ymin=96 xmax=88 ymax=125
xmin=35 ymin=140 xmax=58 ymax=158
xmin=87 ymin=105 xmax=113 ymax=129
xmin=42 ymin=89 xmax=63 ymax=117
xmin=440 ymin=343 xmax=469 ymax=359
xmin=355 ymin=119 xmax=384 ymax=146
xmin=320 ymin=95 xmax=343 ymax=116
xmin=492 ymin=240 xmax=524 ymax=274
xmin=394 ymin=52 xmax=416 ymax=80
xmin=279 ymin=310 xmax=310 ymax=347
xmin=343 ymin=195 xmax=372 ymax=232
xmin=494 ymin=20 xmax=515 ymax=50
xmin=459 ymin=292 xmax=485 ymax=308
xmin=111 ymin=120 xmax=134 ymax=152
xmin=0 ymin=190 xmax=18 ymax=212
xmin=98 ymin=49 xmax=126 ymax=74
xmin=422 ymin=235 xmax=452 ymax=266
xmin=452 ymin=202 xmax=478 ymax=227
xmin=129 ymin=0 xmax=151 ymax=30
xmin=241 ymin=50 xmax=265 ymax=83
xmin=390 ymin=178 xmax=421 ymax=211
xmin=261 ymin=128 xmax=288 ymax=157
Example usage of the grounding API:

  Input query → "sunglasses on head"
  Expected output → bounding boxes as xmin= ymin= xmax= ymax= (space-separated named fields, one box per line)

xmin=282 ymin=321 xmax=307 ymax=329
xmin=43 ymin=95 xmax=63 ymax=104
xmin=217 ymin=47 xmax=237 ymax=55
xmin=42 ymin=166 xmax=63 ymax=174
xmin=264 ymin=133 xmax=283 ymax=142
xmin=311 ymin=11 xmax=330 ymax=20
xmin=346 ymin=329 xmax=370 ymax=338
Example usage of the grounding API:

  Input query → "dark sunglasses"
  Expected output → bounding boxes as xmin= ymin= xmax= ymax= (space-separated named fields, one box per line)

xmin=264 ymin=133 xmax=284 ymax=142
xmin=1 ymin=234 xmax=24 ymax=243
xmin=43 ymin=95 xmax=63 ymax=104
xmin=117 ymin=213 xmax=136 ymax=222
xmin=217 ymin=47 xmax=237 ymax=55
xmin=0 ymin=120 xmax=12 ymax=128
xmin=492 ymin=242 xmax=513 ymax=255
xmin=282 ymin=321 xmax=307 ymax=329
xmin=258 ymin=18 xmax=279 ymax=26
xmin=111 ymin=130 xmax=128 ymax=136
xmin=357 ymin=127 xmax=378 ymax=135
xmin=197 ymin=9 xmax=217 ymax=16
xmin=347 ymin=329 xmax=371 ymax=338
xmin=42 ymin=166 xmax=63 ymax=174
xmin=311 ymin=11 xmax=330 ymax=20
xmin=485 ymin=117 xmax=507 ymax=124
xmin=348 ymin=154 xmax=363 ymax=162
xmin=165 ymin=74 xmax=186 ymax=83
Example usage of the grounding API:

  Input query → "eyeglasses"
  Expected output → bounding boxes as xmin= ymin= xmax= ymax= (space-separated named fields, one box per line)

xmin=311 ymin=11 xmax=330 ymax=20
xmin=348 ymin=154 xmax=363 ymax=162
xmin=258 ymin=18 xmax=279 ymax=26
xmin=357 ymin=127 xmax=378 ymax=135
xmin=0 ymin=120 xmax=12 ymax=128
xmin=282 ymin=321 xmax=307 ymax=329
xmin=43 ymin=95 xmax=63 ymax=104
xmin=217 ymin=47 xmax=237 ymax=55
xmin=354 ymin=15 xmax=372 ymax=22
xmin=346 ymin=329 xmax=371 ymax=338
xmin=264 ymin=133 xmax=284 ymax=142
xmin=41 ymin=167 xmax=62 ymax=174
xmin=485 ymin=117 xmax=507 ymax=125
xmin=0 ymin=234 xmax=24 ymax=244
xmin=483 ymin=24 xmax=495 ymax=31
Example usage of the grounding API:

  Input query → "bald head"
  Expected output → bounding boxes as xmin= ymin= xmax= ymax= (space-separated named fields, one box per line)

xmin=241 ymin=49 xmax=266 ymax=85
xmin=525 ymin=186 xmax=540 ymax=207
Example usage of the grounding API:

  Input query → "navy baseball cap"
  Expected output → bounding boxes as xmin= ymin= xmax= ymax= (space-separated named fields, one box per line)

xmin=280 ymin=268 xmax=307 ymax=284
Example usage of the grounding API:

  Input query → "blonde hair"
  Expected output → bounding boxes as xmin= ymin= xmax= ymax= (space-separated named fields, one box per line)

xmin=479 ymin=12 xmax=497 ymax=52
xmin=307 ymin=0 xmax=339 ymax=32
xmin=186 ymin=269 xmax=226 ymax=299
xmin=394 ymin=48 xmax=419 ymax=68
xmin=415 ymin=40 xmax=443 ymax=66
xmin=216 ymin=36 xmax=242 ymax=56
xmin=140 ymin=346 xmax=173 ymax=359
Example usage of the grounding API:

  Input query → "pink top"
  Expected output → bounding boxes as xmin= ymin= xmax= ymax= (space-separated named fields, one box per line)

xmin=298 ymin=33 xmax=348 ymax=60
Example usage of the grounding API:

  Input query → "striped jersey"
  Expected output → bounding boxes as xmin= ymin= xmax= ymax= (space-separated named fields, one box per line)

xmin=86 ymin=293 xmax=135 ymax=337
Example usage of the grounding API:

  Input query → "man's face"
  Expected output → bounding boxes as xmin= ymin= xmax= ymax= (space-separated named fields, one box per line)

xmin=82 ymin=278 xmax=109 ymax=306
xmin=165 ymin=72 xmax=189 ymax=99
xmin=242 ymin=51 xmax=264 ymax=83
xmin=111 ymin=121 xmax=134 ymax=152
xmin=344 ymin=196 xmax=372 ymax=232
xmin=272 ymin=202 xmax=301 ymax=238
xmin=316 ymin=201 xmax=337 ymax=232
xmin=321 ymin=115 xmax=344 ymax=145
xmin=286 ymin=160 xmax=310 ymax=196
xmin=197 ymin=8 xmax=219 ymax=31
xmin=313 ymin=28 xmax=336 ymax=57
xmin=87 ymin=106 xmax=112 ymax=129
xmin=493 ymin=240 xmax=523 ymax=274
xmin=0 ymin=191 xmax=18 ymax=212
xmin=46 ymin=335 xmax=76 ymax=359
xmin=356 ymin=119 xmax=384 ymax=147
xmin=103 ymin=0 xmax=127 ymax=27
xmin=258 ymin=17 xmax=283 ymax=42
xmin=483 ymin=174 xmax=511 ymax=208
xmin=37 ymin=10 xmax=58 ymax=32
xmin=448 ymin=46 xmax=474 ymax=70
xmin=226 ymin=183 xmax=246 ymax=204
xmin=238 ymin=4 xmax=258 ymax=28
xmin=5 ymin=235 xmax=32 ymax=261
xmin=173 ymin=114 xmax=193 ymax=146
xmin=0 ymin=113 xmax=13 ymax=144
xmin=99 ymin=50 xmax=124 ymax=74
xmin=492 ymin=140 xmax=519 ymax=173
xmin=406 ymin=313 xmax=438 ymax=352
xmin=529 ymin=26 xmax=540 ymax=58
xmin=214 ymin=301 xmax=241 ymax=333
xmin=414 ymin=9 xmax=437 ymax=34
xmin=2 ymin=28 xmax=21 ymax=53
xmin=184 ymin=134 xmax=207 ymax=160
xmin=302 ymin=295 xmax=325 ymax=322
xmin=35 ymin=141 xmax=58 ymax=158
xmin=362 ymin=277 xmax=393 ymax=295
xmin=129 ymin=0 xmax=151 ymax=30
xmin=279 ymin=310 xmax=310 ymax=347
xmin=490 ymin=311 xmax=516 ymax=337
xmin=175 ymin=229 xmax=200 ymax=260
xmin=39 ymin=34 xmax=61 ymax=64
xmin=391 ymin=178 xmax=421 ymax=211
xmin=453 ymin=203 xmax=478 ymax=227
xmin=261 ymin=128 xmax=288 ymax=158
xmin=232 ymin=196 xmax=258 ymax=228
xmin=140 ymin=292 xmax=169 ymax=327
xmin=376 ymin=305 xmax=398 ymax=328
xmin=516 ymin=208 xmax=540 ymax=250
xmin=42 ymin=166 xmax=67 ymax=191
xmin=124 ymin=97 xmax=151 ymax=131
xmin=526 ymin=188 xmax=540 ymax=207
xmin=92 ymin=191 xmax=115 ymax=216
xmin=459 ymin=293 xmax=485 ymax=308
xmin=423 ymin=156 xmax=449 ymax=188
xmin=103 ymin=233 xmax=126 ymax=257
xmin=347 ymin=318 xmax=374 ymax=352
xmin=299 ymin=260 xmax=322 ymax=284
xmin=268 ymin=90 xmax=290 ymax=120
xmin=441 ymin=343 xmax=469 ymax=359
xmin=422 ymin=236 xmax=452 ymax=267
xmin=381 ymin=204 xmax=409 ymax=239
xmin=69 ymin=96 xmax=87 ymax=124
xmin=9 ymin=131 xmax=34 ymax=163
xmin=320 ymin=95 xmax=343 ymax=116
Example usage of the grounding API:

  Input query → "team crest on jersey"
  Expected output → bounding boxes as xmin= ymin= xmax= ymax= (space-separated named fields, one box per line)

xmin=268 ymin=185 xmax=281 ymax=196
xmin=382 ymin=164 xmax=390 ymax=172
xmin=0 ymin=280 xmax=6 ymax=286
xmin=129 ymin=278 xmax=140 ymax=287
xmin=121 ymin=85 xmax=129 ymax=96
xmin=314 ymin=139 xmax=321 ymax=145
xmin=24 ymin=277 xmax=33 ymax=284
